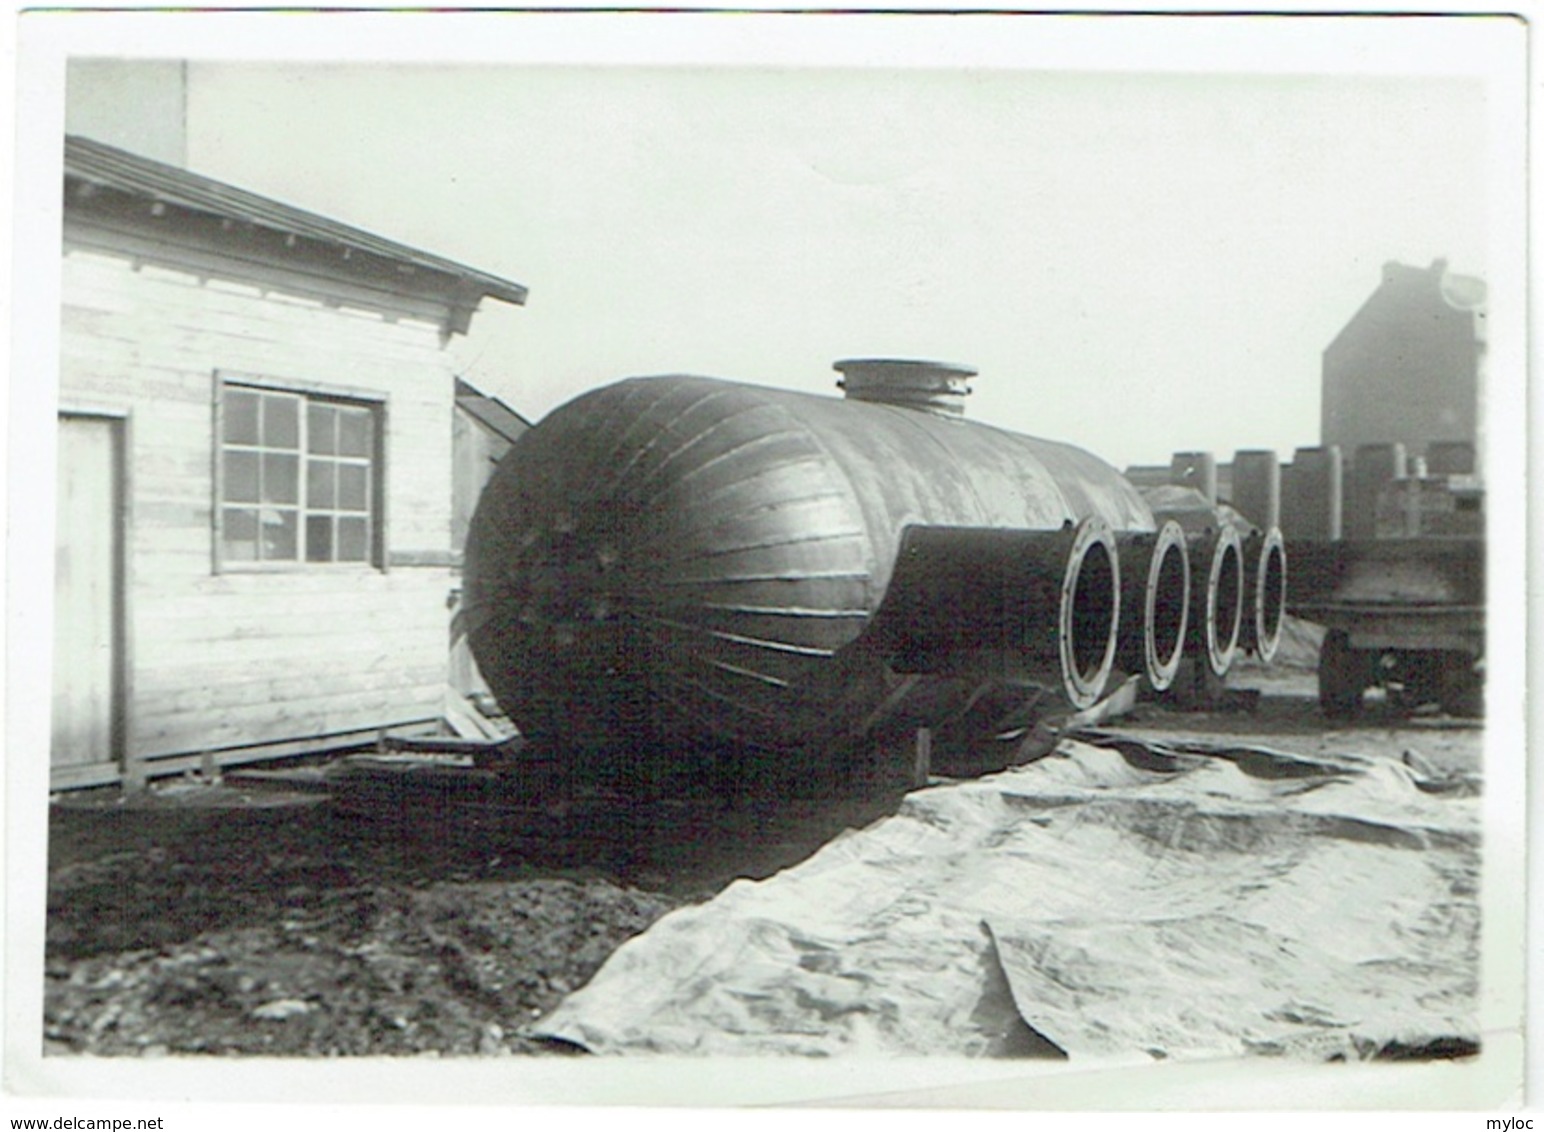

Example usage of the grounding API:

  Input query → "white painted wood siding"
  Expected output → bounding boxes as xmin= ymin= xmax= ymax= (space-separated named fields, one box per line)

xmin=52 ymin=415 xmax=121 ymax=770
xmin=60 ymin=239 xmax=460 ymax=765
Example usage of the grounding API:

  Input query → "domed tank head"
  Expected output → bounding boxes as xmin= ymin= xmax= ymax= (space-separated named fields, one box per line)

xmin=834 ymin=358 xmax=976 ymax=417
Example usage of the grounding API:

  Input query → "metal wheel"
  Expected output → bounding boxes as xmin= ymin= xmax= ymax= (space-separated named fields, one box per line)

xmin=1318 ymin=630 xmax=1369 ymax=719
xmin=1436 ymin=652 xmax=1483 ymax=718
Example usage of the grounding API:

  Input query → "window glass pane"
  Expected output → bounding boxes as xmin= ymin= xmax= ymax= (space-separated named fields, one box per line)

xmin=224 ymin=390 xmax=260 ymax=444
xmin=263 ymin=453 xmax=299 ymax=504
xmin=338 ymin=408 xmax=372 ymax=457
xmin=338 ymin=463 xmax=369 ymax=511
xmin=262 ymin=394 xmax=299 ymax=448
xmin=222 ymin=508 xmax=259 ymax=561
xmin=223 ymin=450 xmax=260 ymax=503
xmin=219 ymin=388 xmax=376 ymax=568
xmin=261 ymin=508 xmax=298 ymax=560
xmin=305 ymin=515 xmax=333 ymax=563
xmin=337 ymin=517 xmax=369 ymax=562
xmin=306 ymin=460 xmax=336 ymax=508
xmin=307 ymin=403 xmax=337 ymax=454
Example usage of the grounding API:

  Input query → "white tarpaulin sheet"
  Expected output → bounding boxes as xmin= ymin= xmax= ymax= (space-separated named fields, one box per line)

xmin=533 ymin=738 xmax=1479 ymax=1060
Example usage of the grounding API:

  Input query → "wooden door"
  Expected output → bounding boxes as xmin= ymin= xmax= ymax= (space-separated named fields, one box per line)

xmin=52 ymin=414 xmax=123 ymax=778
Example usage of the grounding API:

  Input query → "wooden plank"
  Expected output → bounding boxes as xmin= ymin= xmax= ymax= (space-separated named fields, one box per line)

xmin=148 ymin=292 xmax=446 ymax=353
xmin=49 ymin=759 xmax=125 ymax=792
xmin=63 ymin=246 xmax=139 ymax=274
xmin=913 ymin=727 xmax=932 ymax=788
xmin=129 ymin=585 xmax=443 ymax=621
xmin=148 ymin=572 xmax=446 ymax=604
xmin=387 ymin=549 xmax=458 ymax=568
xmin=52 ymin=416 xmax=120 ymax=770
xmin=122 ymin=718 xmax=443 ymax=785
xmin=129 ymin=607 xmax=447 ymax=653
xmin=64 ymin=220 xmax=468 ymax=333
xmin=137 ymin=571 xmax=443 ymax=603
xmin=134 ymin=662 xmax=448 ymax=716
xmin=215 ymin=366 xmax=389 ymax=405
xmin=119 ymin=412 xmax=143 ymax=792
xmin=443 ymin=690 xmax=495 ymax=741
xmin=219 ymin=561 xmax=436 ymax=592
xmin=64 ymin=269 xmax=451 ymax=379
xmin=442 ymin=688 xmax=516 ymax=742
xmin=130 ymin=657 xmax=450 ymax=719
xmin=131 ymin=600 xmax=450 ymax=635
xmin=135 ymin=654 xmax=447 ymax=699
xmin=132 ymin=661 xmax=448 ymax=707
xmin=132 ymin=690 xmax=445 ymax=756
xmin=137 ymin=573 xmax=449 ymax=609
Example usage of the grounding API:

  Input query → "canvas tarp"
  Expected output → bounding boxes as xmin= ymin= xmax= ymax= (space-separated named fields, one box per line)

xmin=533 ymin=737 xmax=1479 ymax=1060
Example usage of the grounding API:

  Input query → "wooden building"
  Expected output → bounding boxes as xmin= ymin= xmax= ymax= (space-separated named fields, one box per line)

xmin=452 ymin=378 xmax=531 ymax=555
xmin=449 ymin=379 xmax=531 ymax=716
xmin=53 ymin=135 xmax=528 ymax=790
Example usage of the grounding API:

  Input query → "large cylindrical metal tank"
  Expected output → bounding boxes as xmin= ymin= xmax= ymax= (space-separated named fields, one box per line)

xmin=463 ymin=365 xmax=1157 ymax=761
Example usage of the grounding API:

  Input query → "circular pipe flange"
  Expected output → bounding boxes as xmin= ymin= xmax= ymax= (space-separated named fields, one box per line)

xmin=1201 ymin=524 xmax=1245 ymax=678
xmin=1141 ymin=520 xmax=1192 ymax=693
xmin=1244 ymin=526 xmax=1287 ymax=664
xmin=1056 ymin=516 xmax=1121 ymax=710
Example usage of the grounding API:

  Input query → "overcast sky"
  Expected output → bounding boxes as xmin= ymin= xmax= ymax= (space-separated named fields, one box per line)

xmin=62 ymin=14 xmax=1520 ymax=469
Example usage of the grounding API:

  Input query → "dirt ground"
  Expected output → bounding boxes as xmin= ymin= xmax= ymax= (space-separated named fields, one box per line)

xmin=42 ymin=658 xmax=1483 ymax=1058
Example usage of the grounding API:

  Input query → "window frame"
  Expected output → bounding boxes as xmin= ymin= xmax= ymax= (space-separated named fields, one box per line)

xmin=212 ymin=372 xmax=388 ymax=574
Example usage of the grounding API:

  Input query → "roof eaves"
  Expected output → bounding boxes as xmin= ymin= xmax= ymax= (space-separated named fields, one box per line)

xmin=64 ymin=134 xmax=528 ymax=308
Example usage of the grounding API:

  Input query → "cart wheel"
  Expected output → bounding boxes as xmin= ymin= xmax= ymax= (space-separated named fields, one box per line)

xmin=1436 ymin=652 xmax=1483 ymax=719
xmin=1318 ymin=630 xmax=1368 ymax=719
xmin=1391 ymin=651 xmax=1441 ymax=712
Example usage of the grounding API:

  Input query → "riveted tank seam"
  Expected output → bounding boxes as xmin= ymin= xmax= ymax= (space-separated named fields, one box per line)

xmin=558 ymin=377 xmax=684 ymax=508
xmin=597 ymin=381 xmax=744 ymax=502
xmin=619 ymin=401 xmax=792 ymax=508
xmin=654 ymin=668 xmax=793 ymax=722
xmin=650 ymin=569 xmax=871 ymax=588
xmin=628 ymin=490 xmax=859 ymax=559
xmin=644 ymin=431 xmax=818 ymax=505
xmin=633 ymin=611 xmax=838 ymax=658
xmin=701 ymin=391 xmax=883 ymax=612
xmin=698 ymin=602 xmax=870 ymax=619
xmin=701 ymin=657 xmax=794 ymax=688
xmin=657 ymin=525 xmax=870 ymax=563
xmin=866 ymin=401 xmax=1009 ymax=529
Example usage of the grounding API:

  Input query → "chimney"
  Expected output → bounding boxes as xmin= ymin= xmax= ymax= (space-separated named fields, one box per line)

xmin=834 ymin=358 xmax=976 ymax=417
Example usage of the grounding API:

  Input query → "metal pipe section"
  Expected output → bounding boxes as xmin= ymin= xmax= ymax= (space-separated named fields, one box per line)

xmin=1145 ymin=489 xmax=1248 ymax=682
xmin=1061 ymin=518 xmax=1122 ymax=707
xmin=867 ymin=518 xmax=1120 ymax=711
xmin=1282 ymin=445 xmax=1344 ymax=541
xmin=1177 ymin=523 xmax=1245 ymax=678
xmin=1169 ymin=451 xmax=1219 ymax=505
xmin=1241 ymin=526 xmax=1288 ymax=663
xmin=1116 ymin=521 xmax=1190 ymax=692
xmin=1231 ymin=449 xmax=1281 ymax=532
xmin=1345 ymin=443 xmax=1407 ymax=541
xmin=834 ymin=358 xmax=975 ymax=417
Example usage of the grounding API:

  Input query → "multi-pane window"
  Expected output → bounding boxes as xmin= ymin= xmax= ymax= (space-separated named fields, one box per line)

xmin=220 ymin=384 xmax=379 ymax=566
